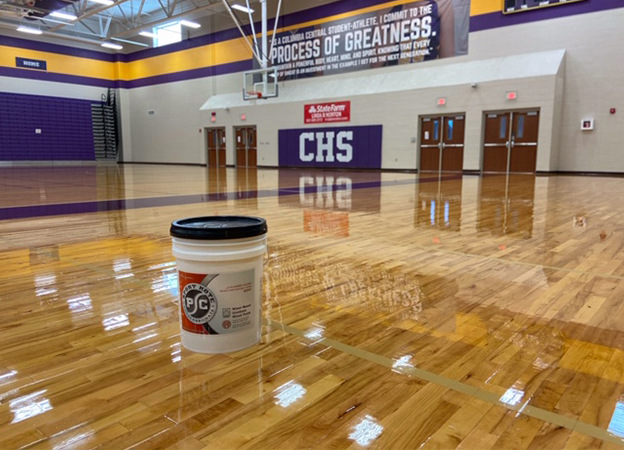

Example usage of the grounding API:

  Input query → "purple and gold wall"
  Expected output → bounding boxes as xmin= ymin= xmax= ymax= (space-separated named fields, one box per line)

xmin=0 ymin=0 xmax=621 ymax=90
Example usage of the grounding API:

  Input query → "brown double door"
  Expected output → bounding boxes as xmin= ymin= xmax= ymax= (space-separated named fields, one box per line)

xmin=420 ymin=115 xmax=465 ymax=172
xmin=207 ymin=128 xmax=226 ymax=167
xmin=235 ymin=126 xmax=257 ymax=167
xmin=483 ymin=110 xmax=539 ymax=173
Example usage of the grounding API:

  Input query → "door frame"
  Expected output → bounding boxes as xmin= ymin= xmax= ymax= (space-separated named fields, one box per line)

xmin=204 ymin=126 xmax=227 ymax=167
xmin=480 ymin=108 xmax=541 ymax=175
xmin=417 ymin=112 xmax=466 ymax=173
xmin=233 ymin=125 xmax=257 ymax=168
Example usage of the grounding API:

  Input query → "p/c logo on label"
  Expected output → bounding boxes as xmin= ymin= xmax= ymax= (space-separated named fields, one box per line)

xmin=182 ymin=283 xmax=218 ymax=324
xmin=299 ymin=131 xmax=353 ymax=163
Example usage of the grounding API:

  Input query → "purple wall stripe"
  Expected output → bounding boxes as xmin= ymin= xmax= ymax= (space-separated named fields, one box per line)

xmin=0 ymin=174 xmax=462 ymax=221
xmin=0 ymin=66 xmax=116 ymax=88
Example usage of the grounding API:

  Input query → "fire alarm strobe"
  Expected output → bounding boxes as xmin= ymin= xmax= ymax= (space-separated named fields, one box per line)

xmin=581 ymin=118 xmax=594 ymax=131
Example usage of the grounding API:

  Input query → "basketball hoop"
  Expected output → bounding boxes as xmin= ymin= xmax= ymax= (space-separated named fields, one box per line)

xmin=247 ymin=91 xmax=262 ymax=100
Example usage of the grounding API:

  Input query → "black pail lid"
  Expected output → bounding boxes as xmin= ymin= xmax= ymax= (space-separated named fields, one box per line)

xmin=170 ymin=216 xmax=267 ymax=240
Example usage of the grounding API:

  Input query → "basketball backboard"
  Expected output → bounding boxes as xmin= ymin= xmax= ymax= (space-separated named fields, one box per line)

xmin=243 ymin=67 xmax=278 ymax=101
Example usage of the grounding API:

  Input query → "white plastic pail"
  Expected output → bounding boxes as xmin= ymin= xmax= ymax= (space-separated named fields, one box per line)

xmin=170 ymin=216 xmax=268 ymax=353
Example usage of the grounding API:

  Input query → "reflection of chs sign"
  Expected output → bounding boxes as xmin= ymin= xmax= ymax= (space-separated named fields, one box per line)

xmin=299 ymin=131 xmax=353 ymax=163
xmin=300 ymin=176 xmax=352 ymax=210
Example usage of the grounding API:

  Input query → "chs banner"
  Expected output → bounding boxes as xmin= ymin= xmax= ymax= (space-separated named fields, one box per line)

xmin=305 ymin=101 xmax=351 ymax=124
xmin=278 ymin=125 xmax=383 ymax=169
xmin=270 ymin=0 xmax=469 ymax=81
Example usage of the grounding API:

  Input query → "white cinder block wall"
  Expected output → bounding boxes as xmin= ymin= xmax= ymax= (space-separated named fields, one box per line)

xmin=122 ymin=6 xmax=624 ymax=172
xmin=205 ymin=70 xmax=560 ymax=171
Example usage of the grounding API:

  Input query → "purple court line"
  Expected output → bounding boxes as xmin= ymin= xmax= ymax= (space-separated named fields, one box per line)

xmin=0 ymin=174 xmax=463 ymax=221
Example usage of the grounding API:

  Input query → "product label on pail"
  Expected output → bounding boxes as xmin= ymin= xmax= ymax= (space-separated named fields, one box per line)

xmin=178 ymin=270 xmax=255 ymax=335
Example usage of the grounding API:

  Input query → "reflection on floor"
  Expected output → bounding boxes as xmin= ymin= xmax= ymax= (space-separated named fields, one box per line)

xmin=478 ymin=174 xmax=536 ymax=238
xmin=1 ymin=165 xmax=624 ymax=449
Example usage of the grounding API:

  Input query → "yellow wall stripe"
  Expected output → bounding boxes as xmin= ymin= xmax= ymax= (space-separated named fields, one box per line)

xmin=471 ymin=0 xmax=501 ymax=16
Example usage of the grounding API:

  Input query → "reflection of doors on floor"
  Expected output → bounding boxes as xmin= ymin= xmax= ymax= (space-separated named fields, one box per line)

xmin=415 ymin=178 xmax=463 ymax=231
xmin=419 ymin=115 xmax=465 ymax=172
xmin=236 ymin=167 xmax=258 ymax=205
xmin=477 ymin=174 xmax=536 ymax=238
xmin=483 ymin=110 xmax=539 ymax=173
xmin=235 ymin=126 xmax=257 ymax=167
xmin=207 ymin=167 xmax=228 ymax=200
xmin=206 ymin=128 xmax=226 ymax=167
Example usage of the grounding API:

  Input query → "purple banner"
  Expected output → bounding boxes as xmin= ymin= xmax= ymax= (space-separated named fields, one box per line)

xmin=279 ymin=125 xmax=383 ymax=169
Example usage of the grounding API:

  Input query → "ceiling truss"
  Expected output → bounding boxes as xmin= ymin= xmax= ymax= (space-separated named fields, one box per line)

xmin=0 ymin=0 xmax=243 ymax=48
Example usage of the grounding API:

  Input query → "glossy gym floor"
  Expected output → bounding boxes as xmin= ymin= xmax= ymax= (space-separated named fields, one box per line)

xmin=1 ymin=164 xmax=624 ymax=449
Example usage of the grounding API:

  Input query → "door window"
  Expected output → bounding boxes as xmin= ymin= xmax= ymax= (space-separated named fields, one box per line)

xmin=447 ymin=119 xmax=454 ymax=140
xmin=499 ymin=116 xmax=508 ymax=139
xmin=517 ymin=115 xmax=525 ymax=139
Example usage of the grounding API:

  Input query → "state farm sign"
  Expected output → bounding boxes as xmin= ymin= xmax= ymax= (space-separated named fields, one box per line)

xmin=304 ymin=101 xmax=350 ymax=124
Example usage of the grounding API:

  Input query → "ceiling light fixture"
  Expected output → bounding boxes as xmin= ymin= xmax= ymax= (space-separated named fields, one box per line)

xmin=231 ymin=4 xmax=254 ymax=13
xmin=179 ymin=20 xmax=201 ymax=28
xmin=89 ymin=0 xmax=115 ymax=5
xmin=50 ymin=11 xmax=78 ymax=20
xmin=101 ymin=42 xmax=123 ymax=50
xmin=17 ymin=26 xmax=42 ymax=35
xmin=139 ymin=31 xmax=156 ymax=38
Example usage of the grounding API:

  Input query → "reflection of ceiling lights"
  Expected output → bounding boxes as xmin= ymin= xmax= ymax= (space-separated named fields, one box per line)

xmin=90 ymin=0 xmax=114 ymax=5
xmin=232 ymin=4 xmax=254 ymax=13
xmin=349 ymin=415 xmax=383 ymax=447
xmin=50 ymin=11 xmax=78 ymax=20
xmin=180 ymin=20 xmax=201 ymax=28
xmin=102 ymin=42 xmax=123 ymax=50
xmin=275 ymin=383 xmax=306 ymax=408
xmin=17 ymin=26 xmax=42 ymax=35
xmin=139 ymin=31 xmax=156 ymax=38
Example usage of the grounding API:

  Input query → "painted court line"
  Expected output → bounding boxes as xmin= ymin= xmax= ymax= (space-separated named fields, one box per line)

xmin=265 ymin=318 xmax=624 ymax=447
xmin=0 ymin=174 xmax=461 ymax=221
